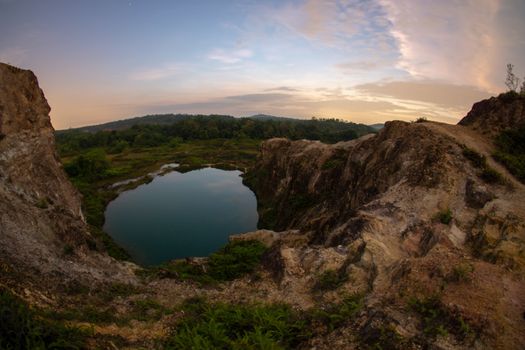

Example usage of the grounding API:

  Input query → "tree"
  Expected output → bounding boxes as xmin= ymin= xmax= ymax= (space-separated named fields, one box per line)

xmin=505 ymin=63 xmax=520 ymax=91
xmin=520 ymin=78 xmax=525 ymax=96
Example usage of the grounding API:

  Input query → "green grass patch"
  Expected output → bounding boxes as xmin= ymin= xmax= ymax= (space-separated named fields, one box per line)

xmin=462 ymin=147 xmax=503 ymax=184
xmin=448 ymin=263 xmax=474 ymax=283
xmin=462 ymin=147 xmax=486 ymax=169
xmin=493 ymin=126 xmax=525 ymax=183
xmin=0 ymin=288 xmax=89 ymax=349
xmin=480 ymin=167 xmax=503 ymax=184
xmin=207 ymin=240 xmax=267 ymax=281
xmin=165 ymin=298 xmax=308 ymax=349
xmin=312 ymin=269 xmax=349 ymax=292
xmin=434 ymin=208 xmax=452 ymax=225
xmin=409 ymin=296 xmax=474 ymax=341
xmin=309 ymin=294 xmax=364 ymax=332
xmin=139 ymin=240 xmax=267 ymax=284
xmin=128 ymin=298 xmax=171 ymax=322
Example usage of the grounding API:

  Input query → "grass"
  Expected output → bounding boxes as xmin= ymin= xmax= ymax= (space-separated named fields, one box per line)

xmin=448 ymin=263 xmax=474 ymax=283
xmin=139 ymin=240 xmax=267 ymax=284
xmin=409 ymin=295 xmax=474 ymax=341
xmin=165 ymin=294 xmax=364 ymax=349
xmin=360 ymin=324 xmax=407 ymax=350
xmin=35 ymin=197 xmax=49 ymax=209
xmin=462 ymin=146 xmax=503 ymax=184
xmin=312 ymin=269 xmax=349 ymax=292
xmin=322 ymin=149 xmax=348 ymax=170
xmin=0 ymin=288 xmax=89 ymax=349
xmin=128 ymin=298 xmax=171 ymax=322
xmin=493 ymin=126 xmax=525 ymax=183
xmin=309 ymin=294 xmax=364 ymax=332
xmin=434 ymin=208 xmax=452 ymax=225
xmin=165 ymin=297 xmax=308 ymax=349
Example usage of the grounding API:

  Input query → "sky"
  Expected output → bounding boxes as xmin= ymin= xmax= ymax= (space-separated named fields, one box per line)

xmin=1 ymin=0 xmax=524 ymax=129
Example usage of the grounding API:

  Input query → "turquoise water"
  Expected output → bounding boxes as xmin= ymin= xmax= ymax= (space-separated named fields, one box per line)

xmin=103 ymin=168 xmax=258 ymax=266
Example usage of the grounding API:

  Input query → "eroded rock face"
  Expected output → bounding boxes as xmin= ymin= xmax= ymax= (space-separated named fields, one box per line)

xmin=458 ymin=94 xmax=525 ymax=138
xmin=244 ymin=103 xmax=525 ymax=349
xmin=0 ymin=63 xmax=134 ymax=289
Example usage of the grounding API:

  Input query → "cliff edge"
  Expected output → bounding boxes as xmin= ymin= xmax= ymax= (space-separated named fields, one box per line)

xmin=244 ymin=98 xmax=525 ymax=349
xmin=0 ymin=63 xmax=134 ymax=292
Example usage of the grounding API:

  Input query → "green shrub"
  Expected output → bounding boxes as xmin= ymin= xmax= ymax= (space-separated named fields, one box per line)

xmin=129 ymin=299 xmax=170 ymax=322
xmin=414 ymin=117 xmax=428 ymax=123
xmin=165 ymin=298 xmax=308 ymax=349
xmin=448 ymin=263 xmax=474 ymax=283
xmin=462 ymin=147 xmax=503 ymax=184
xmin=462 ymin=148 xmax=486 ymax=168
xmin=62 ymin=244 xmax=74 ymax=256
xmin=309 ymin=294 xmax=363 ymax=331
xmin=435 ymin=208 xmax=452 ymax=225
xmin=139 ymin=240 xmax=267 ymax=283
xmin=0 ymin=289 xmax=88 ymax=349
xmin=207 ymin=240 xmax=267 ymax=281
xmin=35 ymin=198 xmax=49 ymax=209
xmin=480 ymin=167 xmax=502 ymax=184
xmin=493 ymin=126 xmax=525 ymax=183
xmin=313 ymin=269 xmax=348 ymax=292
xmin=409 ymin=296 xmax=474 ymax=340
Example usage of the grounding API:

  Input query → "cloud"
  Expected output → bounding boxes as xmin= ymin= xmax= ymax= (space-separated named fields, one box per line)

xmin=378 ymin=0 xmax=503 ymax=91
xmin=265 ymin=86 xmax=300 ymax=92
xmin=242 ymin=0 xmax=398 ymax=64
xmin=208 ymin=48 xmax=253 ymax=64
xmin=354 ymin=80 xmax=491 ymax=109
xmin=226 ymin=93 xmax=294 ymax=103
xmin=130 ymin=63 xmax=182 ymax=81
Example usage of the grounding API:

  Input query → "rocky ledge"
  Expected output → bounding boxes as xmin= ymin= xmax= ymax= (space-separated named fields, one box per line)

xmin=242 ymin=98 xmax=525 ymax=349
xmin=0 ymin=63 xmax=135 ymax=292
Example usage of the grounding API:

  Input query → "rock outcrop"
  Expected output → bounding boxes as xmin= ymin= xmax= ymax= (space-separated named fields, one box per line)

xmin=0 ymin=63 xmax=134 ymax=291
xmin=244 ymin=100 xmax=525 ymax=349
xmin=458 ymin=93 xmax=525 ymax=138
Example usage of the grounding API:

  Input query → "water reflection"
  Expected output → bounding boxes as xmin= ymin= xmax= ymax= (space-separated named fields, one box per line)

xmin=103 ymin=168 xmax=258 ymax=265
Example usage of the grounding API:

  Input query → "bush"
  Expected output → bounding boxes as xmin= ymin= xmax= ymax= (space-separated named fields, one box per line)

xmin=207 ymin=240 xmax=267 ymax=281
xmin=462 ymin=148 xmax=486 ymax=168
xmin=313 ymin=269 xmax=349 ymax=292
xmin=309 ymin=294 xmax=363 ymax=331
xmin=435 ymin=208 xmax=452 ymax=225
xmin=0 ymin=289 xmax=88 ymax=349
xmin=140 ymin=240 xmax=267 ymax=283
xmin=493 ymin=126 xmax=525 ymax=183
xmin=165 ymin=298 xmax=307 ymax=349
xmin=409 ymin=296 xmax=474 ymax=340
xmin=480 ymin=167 xmax=502 ymax=184
xmin=462 ymin=147 xmax=503 ymax=184
xmin=448 ymin=263 xmax=474 ymax=283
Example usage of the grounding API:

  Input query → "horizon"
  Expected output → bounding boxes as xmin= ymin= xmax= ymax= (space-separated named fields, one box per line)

xmin=1 ymin=0 xmax=524 ymax=129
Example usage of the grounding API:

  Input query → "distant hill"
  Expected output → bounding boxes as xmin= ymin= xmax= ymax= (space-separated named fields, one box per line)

xmin=369 ymin=123 xmax=384 ymax=130
xmin=246 ymin=114 xmax=302 ymax=122
xmin=58 ymin=113 xmax=376 ymax=138
xmin=57 ymin=114 xmax=235 ymax=134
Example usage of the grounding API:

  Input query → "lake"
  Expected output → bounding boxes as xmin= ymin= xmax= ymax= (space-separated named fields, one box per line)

xmin=103 ymin=168 xmax=258 ymax=266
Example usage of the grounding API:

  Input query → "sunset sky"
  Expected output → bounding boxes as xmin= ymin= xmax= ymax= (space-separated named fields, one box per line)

xmin=1 ymin=0 xmax=524 ymax=129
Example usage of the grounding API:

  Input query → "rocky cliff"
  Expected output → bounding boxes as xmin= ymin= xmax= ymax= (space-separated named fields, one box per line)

xmin=244 ymin=100 xmax=525 ymax=349
xmin=0 ymin=63 xmax=134 ymax=292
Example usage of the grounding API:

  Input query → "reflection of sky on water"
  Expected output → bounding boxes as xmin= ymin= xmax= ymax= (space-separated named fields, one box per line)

xmin=103 ymin=168 xmax=258 ymax=266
